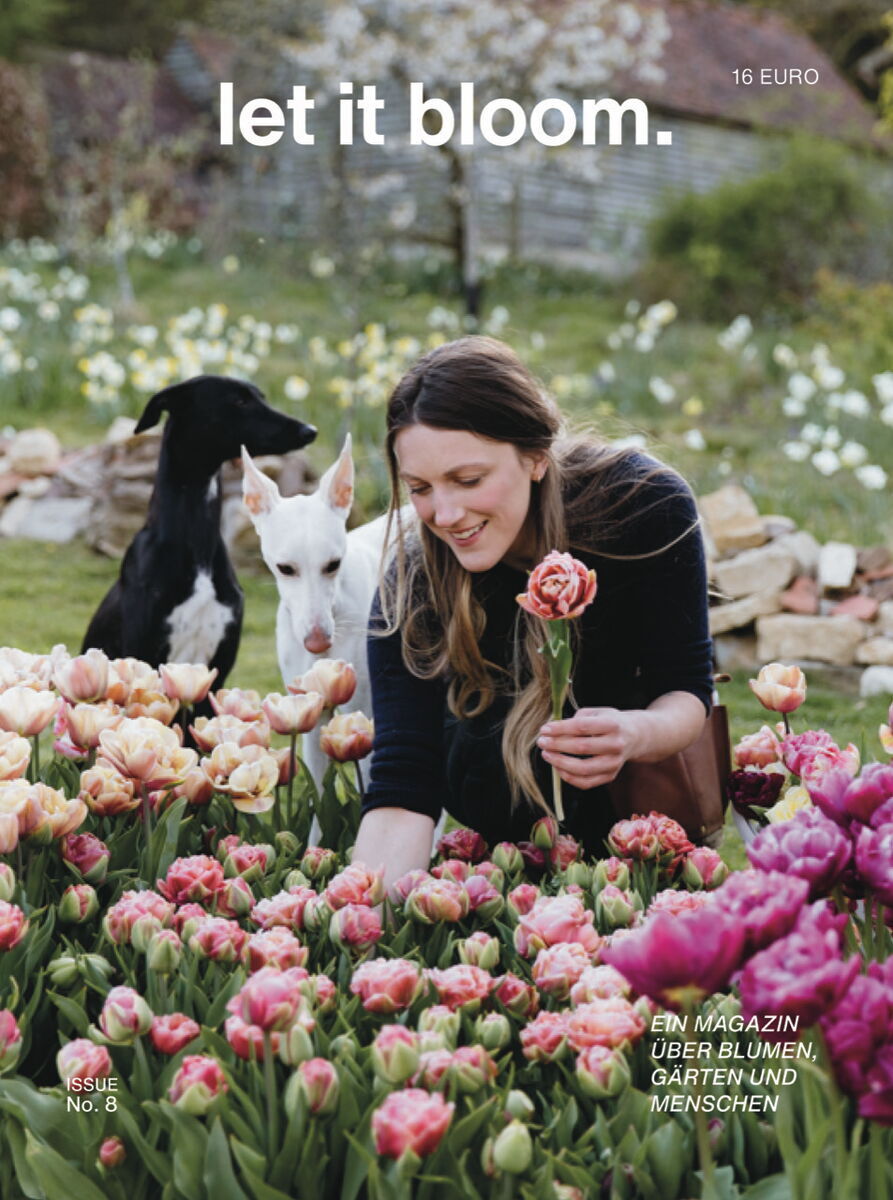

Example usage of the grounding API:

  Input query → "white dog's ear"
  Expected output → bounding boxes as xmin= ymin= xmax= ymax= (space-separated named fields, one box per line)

xmin=241 ymin=446 xmax=281 ymax=518
xmin=317 ymin=433 xmax=354 ymax=518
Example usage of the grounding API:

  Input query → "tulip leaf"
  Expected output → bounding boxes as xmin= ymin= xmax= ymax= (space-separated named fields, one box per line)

xmin=23 ymin=1128 xmax=108 ymax=1200
xmin=0 ymin=1080 xmax=83 ymax=1161
xmin=115 ymin=1105 xmax=172 ymax=1185
xmin=203 ymin=1118 xmax=250 ymax=1200
xmin=150 ymin=797 xmax=189 ymax=882
xmin=204 ymin=968 xmax=245 ymax=1028
xmin=794 ymin=1115 xmax=832 ymax=1194
xmin=447 ymin=1095 xmax=499 ymax=1154
xmin=230 ymin=1135 xmax=269 ymax=1179
xmin=171 ymin=1111 xmax=209 ymax=1200
xmin=4 ymin=1118 xmax=41 ymax=1199
xmin=740 ymin=1175 xmax=794 ymax=1200
xmin=645 ymin=1120 xmax=689 ymax=1200
xmin=48 ymin=989 xmax=90 ymax=1036
xmin=23 ymin=907 xmax=56 ymax=976
xmin=695 ymin=1164 xmax=737 ymax=1200
xmin=340 ymin=1130 xmax=377 ymax=1200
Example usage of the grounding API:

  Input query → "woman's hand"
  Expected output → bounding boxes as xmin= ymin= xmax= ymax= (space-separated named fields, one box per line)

xmin=536 ymin=692 xmax=707 ymax=790
xmin=536 ymin=707 xmax=637 ymax=789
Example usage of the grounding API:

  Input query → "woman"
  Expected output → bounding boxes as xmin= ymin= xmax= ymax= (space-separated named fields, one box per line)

xmin=353 ymin=336 xmax=713 ymax=892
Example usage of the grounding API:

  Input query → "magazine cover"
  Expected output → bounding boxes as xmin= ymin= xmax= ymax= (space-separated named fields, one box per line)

xmin=1 ymin=1 xmax=893 ymax=1196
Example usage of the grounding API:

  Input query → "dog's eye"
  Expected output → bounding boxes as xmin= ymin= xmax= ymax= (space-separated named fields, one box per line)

xmin=277 ymin=563 xmax=298 ymax=577
xmin=323 ymin=559 xmax=342 ymax=575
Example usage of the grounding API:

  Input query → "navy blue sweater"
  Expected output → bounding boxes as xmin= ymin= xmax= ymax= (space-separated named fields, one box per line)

xmin=362 ymin=458 xmax=713 ymax=853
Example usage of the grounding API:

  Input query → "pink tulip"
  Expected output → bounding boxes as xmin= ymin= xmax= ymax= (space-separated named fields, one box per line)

xmin=569 ymin=965 xmax=632 ymax=1006
xmin=61 ymin=832 xmax=110 ymax=885
xmin=458 ymin=931 xmax=500 ymax=970
xmin=323 ymin=863 xmax=384 ymax=909
xmin=99 ymin=986 xmax=153 ymax=1043
xmin=449 ymin=1045 xmax=498 ymax=1093
xmin=78 ymin=761 xmax=138 ymax=817
xmin=426 ymin=964 xmax=494 ymax=1012
xmin=682 ymin=847 xmax=729 ymax=890
xmin=857 ymin=1042 xmax=893 ymax=1124
xmin=288 ymin=659 xmax=357 ymax=709
xmin=54 ymin=649 xmax=110 ymax=704
xmin=103 ymin=889 xmax=174 ymax=945
xmin=57 ymin=1038 xmax=111 ymax=1086
xmin=0 ymin=901 xmax=28 ymax=951
xmin=493 ymin=973 xmax=539 ymax=1020
xmin=224 ymin=1014 xmax=280 ymax=1061
xmin=575 ymin=1044 xmax=631 ymax=1099
xmin=748 ymin=662 xmax=807 ymax=713
xmin=739 ymin=902 xmax=860 ymax=1037
xmin=436 ymin=828 xmax=488 ymax=862
xmin=520 ymin=1010 xmax=568 ymax=1062
xmin=298 ymin=845 xmax=337 ymax=882
xmin=747 ymin=808 xmax=852 ymax=898
xmin=262 ymin=690 xmax=324 ymax=735
xmin=234 ymin=966 xmax=303 ymax=1032
xmin=514 ymin=895 xmax=600 ymax=958
xmin=392 ymin=869 xmax=433 ymax=903
xmin=58 ymin=884 xmax=98 ymax=924
xmin=98 ymin=1136 xmax=126 ymax=1169
xmin=150 ymin=1013 xmax=201 ymax=1055
xmin=190 ymin=714 xmax=270 ymax=751
xmin=157 ymin=855 xmax=224 ymax=905
xmin=820 ymin=972 xmax=893 ymax=1096
xmin=507 ymin=883 xmax=541 ymax=917
xmin=243 ymin=928 xmax=309 ymax=973
xmin=855 ymin=824 xmax=893 ymax=906
xmin=0 ymin=731 xmax=30 ymax=782
xmin=215 ymin=876 xmax=255 ymax=920
xmin=349 ymin=958 xmax=423 ymax=1013
xmin=601 ymin=905 xmax=745 ymax=1010
xmin=372 ymin=1025 xmax=421 ymax=1084
xmin=431 ymin=859 xmax=470 ymax=883
xmin=711 ymin=869 xmax=809 ymax=955
xmin=516 ymin=551 xmax=597 ymax=620
xmin=251 ymin=887 xmax=316 ymax=932
xmin=159 ymin=663 xmax=218 ymax=705
xmin=564 ymin=997 xmax=646 ymax=1052
xmin=372 ymin=1088 xmax=454 ymax=1159
xmin=606 ymin=817 xmax=660 ymax=862
xmin=782 ymin=729 xmax=835 ymax=775
xmin=297 ymin=1057 xmax=340 ymax=1115
xmin=463 ymin=875 xmax=504 ymax=920
xmin=0 ymin=685 xmax=59 ymax=737
xmin=412 ymin=1048 xmax=454 ymax=1089
xmin=532 ymin=943 xmax=592 ymax=999
xmin=189 ymin=916 xmax=247 ymax=963
xmin=319 ymin=711 xmax=374 ymax=762
xmin=646 ymin=889 xmax=714 ymax=919
xmin=168 ymin=1054 xmax=228 ymax=1114
xmin=549 ymin=833 xmax=582 ymax=870
xmin=405 ymin=878 xmax=469 ymax=923
xmin=0 ymin=1009 xmax=22 ymax=1071
xmin=734 ymin=726 xmax=781 ymax=769
xmin=209 ymin=687 xmax=265 ymax=722
xmin=62 ymin=702 xmax=122 ymax=753
xmin=329 ymin=903 xmax=382 ymax=952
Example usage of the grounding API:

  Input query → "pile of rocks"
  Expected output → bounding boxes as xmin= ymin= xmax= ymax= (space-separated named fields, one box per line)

xmin=0 ymin=422 xmax=314 ymax=561
xmin=702 ymin=484 xmax=893 ymax=694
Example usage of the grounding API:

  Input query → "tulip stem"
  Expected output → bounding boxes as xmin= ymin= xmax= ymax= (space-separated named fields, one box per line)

xmin=140 ymin=783 xmax=154 ymax=876
xmin=30 ymin=734 xmax=40 ymax=784
xmin=815 ymin=1028 xmax=848 ymax=1190
xmin=875 ymin=897 xmax=888 ymax=964
xmin=263 ymin=1032 xmax=279 ymax=1160
xmin=287 ymin=732 xmax=297 ymax=827
xmin=681 ymin=1000 xmax=719 ymax=1200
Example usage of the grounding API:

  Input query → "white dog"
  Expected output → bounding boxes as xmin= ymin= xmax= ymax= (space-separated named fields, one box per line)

xmin=241 ymin=436 xmax=390 ymax=790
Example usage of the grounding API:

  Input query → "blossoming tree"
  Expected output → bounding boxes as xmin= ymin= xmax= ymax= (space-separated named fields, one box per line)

xmin=301 ymin=0 xmax=669 ymax=314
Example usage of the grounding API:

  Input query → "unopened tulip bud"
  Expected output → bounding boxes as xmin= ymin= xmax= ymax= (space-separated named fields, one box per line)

xmin=58 ymin=884 xmax=98 ymax=924
xmin=81 ymin=954 xmax=116 ymax=985
xmin=297 ymin=1056 xmax=339 ymax=1115
xmin=0 ymin=864 xmax=16 ymax=903
xmin=278 ymin=1014 xmax=315 ymax=1066
xmin=593 ymin=857 xmax=630 ymax=891
xmin=595 ymin=885 xmax=642 ymax=930
xmin=217 ymin=876 xmax=255 ymax=918
xmin=531 ymin=816 xmax=559 ymax=851
xmin=682 ymin=847 xmax=729 ymax=891
xmin=372 ymin=1025 xmax=420 ymax=1084
xmin=474 ymin=1012 xmax=511 ymax=1052
xmin=329 ymin=1033 xmax=358 ymax=1060
xmin=147 ymin=929 xmax=182 ymax=975
xmin=0 ymin=1010 xmax=22 ymax=1072
xmin=61 ymin=832 xmax=110 ymax=885
xmin=99 ymin=986 xmax=153 ymax=1043
xmin=708 ymin=993 xmax=741 ymax=1024
xmin=329 ymin=904 xmax=382 ymax=953
xmin=417 ymin=1005 xmax=460 ymax=1048
xmin=458 ymin=931 xmax=500 ymax=970
xmin=450 ymin=1045 xmax=498 ymax=1094
xmin=299 ymin=845 xmax=337 ymax=881
xmin=563 ymin=861 xmax=593 ymax=889
xmin=47 ymin=955 xmax=80 ymax=989
xmin=492 ymin=842 xmax=523 ymax=875
xmin=575 ymin=1044 xmax=631 ymax=1099
xmin=168 ymin=1054 xmax=228 ymax=1114
xmin=274 ymin=830 xmax=301 ymax=858
xmin=504 ymin=1090 xmax=536 ymax=1121
xmin=492 ymin=1120 xmax=533 ymax=1174
xmin=283 ymin=868 xmax=311 ymax=891
xmin=98 ymin=1136 xmax=126 ymax=1169
xmin=130 ymin=913 xmax=165 ymax=953
xmin=708 ymin=1117 xmax=726 ymax=1155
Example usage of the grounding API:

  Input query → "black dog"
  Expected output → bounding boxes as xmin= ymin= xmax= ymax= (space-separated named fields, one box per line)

xmin=82 ymin=375 xmax=316 ymax=689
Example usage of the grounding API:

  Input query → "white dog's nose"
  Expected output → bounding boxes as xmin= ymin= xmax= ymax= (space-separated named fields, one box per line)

xmin=303 ymin=625 xmax=332 ymax=654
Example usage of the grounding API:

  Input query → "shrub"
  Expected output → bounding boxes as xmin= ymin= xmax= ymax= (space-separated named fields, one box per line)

xmin=642 ymin=138 xmax=887 ymax=319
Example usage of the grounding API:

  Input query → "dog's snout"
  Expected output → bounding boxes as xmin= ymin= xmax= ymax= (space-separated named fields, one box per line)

xmin=303 ymin=625 xmax=332 ymax=654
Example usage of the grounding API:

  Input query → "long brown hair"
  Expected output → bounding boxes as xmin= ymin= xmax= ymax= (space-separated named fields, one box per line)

xmin=378 ymin=335 xmax=692 ymax=811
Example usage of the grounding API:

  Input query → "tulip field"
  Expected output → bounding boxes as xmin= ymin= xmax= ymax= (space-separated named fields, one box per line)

xmin=0 ymin=645 xmax=892 ymax=1199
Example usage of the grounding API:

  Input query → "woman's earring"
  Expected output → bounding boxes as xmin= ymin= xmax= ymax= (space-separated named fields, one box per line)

xmin=533 ymin=466 xmax=545 ymax=482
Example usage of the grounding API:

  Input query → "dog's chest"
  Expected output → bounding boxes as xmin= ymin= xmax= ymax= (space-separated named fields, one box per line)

xmin=166 ymin=571 xmax=234 ymax=664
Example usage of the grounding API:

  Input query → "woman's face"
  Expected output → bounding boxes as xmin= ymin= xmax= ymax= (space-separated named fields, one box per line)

xmin=394 ymin=424 xmax=542 ymax=572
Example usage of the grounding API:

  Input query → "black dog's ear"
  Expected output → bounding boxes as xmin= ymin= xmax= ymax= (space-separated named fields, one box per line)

xmin=134 ymin=380 xmax=196 ymax=434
